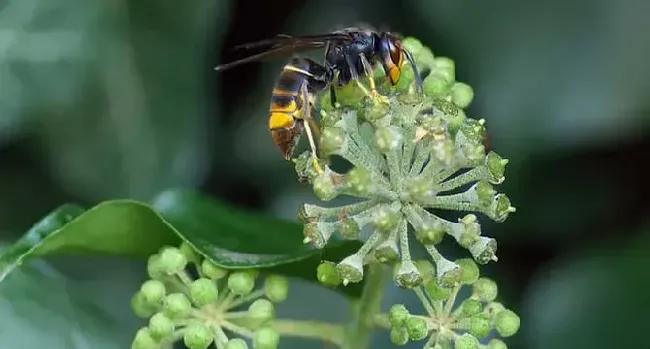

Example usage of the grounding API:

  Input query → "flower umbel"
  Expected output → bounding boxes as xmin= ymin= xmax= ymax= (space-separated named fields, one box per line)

xmin=387 ymin=260 xmax=520 ymax=348
xmin=131 ymin=243 xmax=288 ymax=349
xmin=295 ymin=37 xmax=516 ymax=287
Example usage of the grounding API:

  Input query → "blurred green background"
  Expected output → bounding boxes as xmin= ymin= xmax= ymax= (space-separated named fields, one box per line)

xmin=1 ymin=0 xmax=649 ymax=348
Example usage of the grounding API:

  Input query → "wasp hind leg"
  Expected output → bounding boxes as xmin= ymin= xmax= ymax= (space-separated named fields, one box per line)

xmin=300 ymin=85 xmax=324 ymax=174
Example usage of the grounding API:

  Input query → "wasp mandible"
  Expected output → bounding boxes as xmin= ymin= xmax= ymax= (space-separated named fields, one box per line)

xmin=215 ymin=26 xmax=424 ymax=173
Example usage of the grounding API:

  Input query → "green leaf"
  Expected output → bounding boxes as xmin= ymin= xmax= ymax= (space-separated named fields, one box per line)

xmin=0 ymin=189 xmax=362 ymax=296
xmin=0 ymin=201 xmax=180 ymax=282
xmin=0 ymin=261 xmax=133 ymax=348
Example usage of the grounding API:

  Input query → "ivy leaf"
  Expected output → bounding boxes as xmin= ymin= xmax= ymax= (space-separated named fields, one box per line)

xmin=0 ymin=189 xmax=362 ymax=296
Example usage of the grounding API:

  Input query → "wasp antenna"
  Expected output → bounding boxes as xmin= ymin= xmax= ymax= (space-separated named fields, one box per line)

xmin=403 ymin=48 xmax=423 ymax=94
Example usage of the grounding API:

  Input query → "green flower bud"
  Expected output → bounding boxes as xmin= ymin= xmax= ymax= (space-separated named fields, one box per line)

xmin=457 ymin=214 xmax=480 ymax=248
xmin=336 ymin=254 xmax=364 ymax=285
xmin=316 ymin=261 xmax=342 ymax=287
xmin=474 ymin=181 xmax=496 ymax=208
xmin=458 ymin=118 xmax=486 ymax=146
xmin=432 ymin=141 xmax=457 ymax=170
xmin=190 ymin=278 xmax=219 ymax=307
xmin=485 ymin=151 xmax=508 ymax=184
xmin=346 ymin=166 xmax=374 ymax=196
xmin=487 ymin=338 xmax=508 ymax=349
xmin=415 ymin=47 xmax=435 ymax=68
xmin=390 ymin=326 xmax=409 ymax=345
xmin=372 ymin=206 xmax=401 ymax=233
xmin=375 ymin=126 xmax=404 ymax=154
xmin=179 ymin=242 xmax=201 ymax=263
xmin=460 ymin=298 xmax=483 ymax=317
xmin=435 ymin=258 xmax=462 ymax=287
xmin=406 ymin=316 xmax=429 ymax=341
xmin=228 ymin=271 xmax=256 ymax=296
xmin=148 ymin=312 xmax=175 ymax=341
xmin=494 ymin=310 xmax=520 ymax=337
xmin=363 ymin=99 xmax=391 ymax=122
xmin=334 ymin=82 xmax=365 ymax=107
xmin=132 ymin=327 xmax=158 ymax=349
xmin=313 ymin=172 xmax=338 ymax=201
xmin=485 ymin=302 xmax=506 ymax=318
xmin=447 ymin=108 xmax=467 ymax=134
xmin=389 ymin=304 xmax=410 ymax=328
xmin=469 ymin=237 xmax=498 ymax=264
xmin=423 ymin=72 xmax=453 ymax=97
xmin=469 ymin=314 xmax=492 ymax=338
xmin=472 ymin=278 xmax=498 ymax=302
xmin=393 ymin=64 xmax=416 ymax=92
xmin=414 ymin=218 xmax=446 ymax=245
xmin=432 ymin=97 xmax=460 ymax=116
xmin=450 ymin=82 xmax=474 ymax=108
xmin=139 ymin=280 xmax=166 ymax=307
xmin=320 ymin=126 xmax=346 ymax=156
xmin=163 ymin=293 xmax=193 ymax=320
xmin=303 ymin=222 xmax=333 ymax=249
xmin=424 ymin=279 xmax=451 ymax=301
xmin=226 ymin=338 xmax=249 ymax=349
xmin=339 ymin=217 xmax=361 ymax=240
xmin=432 ymin=57 xmax=455 ymax=81
xmin=264 ymin=275 xmax=289 ymax=303
xmin=454 ymin=333 xmax=479 ymax=349
xmin=183 ymin=322 xmax=213 ymax=349
xmin=456 ymin=258 xmax=480 ymax=285
xmin=248 ymin=299 xmax=275 ymax=322
xmin=413 ymin=260 xmax=436 ymax=283
xmin=374 ymin=238 xmax=399 ymax=263
xmin=131 ymin=292 xmax=158 ymax=318
xmin=158 ymin=247 xmax=188 ymax=275
xmin=146 ymin=254 xmax=165 ymax=280
xmin=490 ymin=194 xmax=516 ymax=223
xmin=394 ymin=260 xmax=423 ymax=288
xmin=253 ymin=327 xmax=280 ymax=349
xmin=200 ymin=259 xmax=228 ymax=280
xmin=402 ymin=37 xmax=423 ymax=56
xmin=406 ymin=176 xmax=437 ymax=203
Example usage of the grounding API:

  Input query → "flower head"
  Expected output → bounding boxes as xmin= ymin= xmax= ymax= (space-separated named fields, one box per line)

xmin=131 ymin=243 xmax=289 ymax=349
xmin=293 ymin=37 xmax=516 ymax=287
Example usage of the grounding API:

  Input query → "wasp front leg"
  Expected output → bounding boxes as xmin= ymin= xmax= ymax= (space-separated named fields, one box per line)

xmin=359 ymin=53 xmax=389 ymax=104
xmin=346 ymin=54 xmax=389 ymax=105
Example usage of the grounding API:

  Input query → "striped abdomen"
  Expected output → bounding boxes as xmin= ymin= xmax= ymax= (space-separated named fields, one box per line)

xmin=268 ymin=61 xmax=310 ymax=160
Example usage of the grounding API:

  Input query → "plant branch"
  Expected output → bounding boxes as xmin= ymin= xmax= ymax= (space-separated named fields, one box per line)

xmin=272 ymin=319 xmax=346 ymax=347
xmin=342 ymin=263 xmax=387 ymax=349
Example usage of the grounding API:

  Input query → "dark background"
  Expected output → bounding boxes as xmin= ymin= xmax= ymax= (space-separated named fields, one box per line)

xmin=1 ymin=0 xmax=649 ymax=348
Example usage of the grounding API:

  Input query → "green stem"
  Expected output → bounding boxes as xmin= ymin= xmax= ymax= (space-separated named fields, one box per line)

xmin=373 ymin=313 xmax=391 ymax=330
xmin=271 ymin=319 xmax=346 ymax=347
xmin=342 ymin=263 xmax=387 ymax=349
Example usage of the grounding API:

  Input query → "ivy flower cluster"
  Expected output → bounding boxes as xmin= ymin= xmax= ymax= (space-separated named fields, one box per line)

xmin=130 ymin=244 xmax=289 ymax=349
xmin=295 ymin=37 xmax=516 ymax=289
xmin=388 ymin=259 xmax=520 ymax=348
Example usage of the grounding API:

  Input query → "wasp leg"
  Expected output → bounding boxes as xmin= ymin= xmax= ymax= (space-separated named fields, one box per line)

xmin=329 ymin=85 xmax=338 ymax=107
xmin=346 ymin=55 xmax=389 ymax=105
xmin=300 ymin=84 xmax=324 ymax=174
xmin=360 ymin=53 xmax=390 ymax=104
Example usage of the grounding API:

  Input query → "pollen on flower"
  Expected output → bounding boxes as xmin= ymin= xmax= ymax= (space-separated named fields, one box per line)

xmin=295 ymin=37 xmax=515 ymax=287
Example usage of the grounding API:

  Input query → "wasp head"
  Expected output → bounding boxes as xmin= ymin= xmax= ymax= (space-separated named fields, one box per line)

xmin=378 ymin=32 xmax=406 ymax=85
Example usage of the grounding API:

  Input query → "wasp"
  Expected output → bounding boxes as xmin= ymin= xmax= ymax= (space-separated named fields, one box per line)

xmin=215 ymin=26 xmax=424 ymax=173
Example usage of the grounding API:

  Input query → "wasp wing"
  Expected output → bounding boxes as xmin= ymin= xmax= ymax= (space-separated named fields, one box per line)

xmin=232 ymin=33 xmax=352 ymax=50
xmin=215 ymin=33 xmax=353 ymax=72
